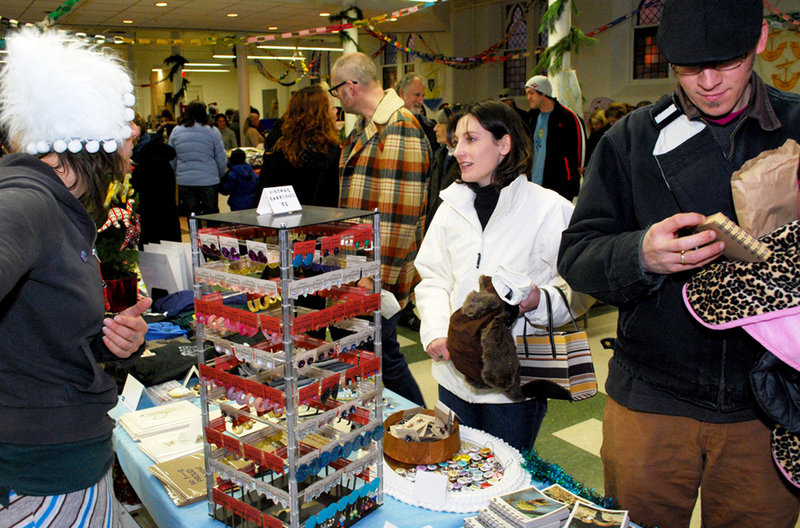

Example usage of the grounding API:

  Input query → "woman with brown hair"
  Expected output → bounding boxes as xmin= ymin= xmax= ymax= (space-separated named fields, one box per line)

xmin=0 ymin=28 xmax=150 ymax=526
xmin=257 ymin=84 xmax=341 ymax=207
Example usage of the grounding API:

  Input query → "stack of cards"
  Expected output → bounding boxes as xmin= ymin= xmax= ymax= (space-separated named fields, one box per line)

xmin=489 ymin=486 xmax=570 ymax=528
xmin=118 ymin=400 xmax=199 ymax=441
xmin=137 ymin=420 xmax=206 ymax=464
xmin=563 ymin=500 xmax=629 ymax=528
xmin=463 ymin=484 xmax=629 ymax=528
xmin=148 ymin=452 xmax=208 ymax=507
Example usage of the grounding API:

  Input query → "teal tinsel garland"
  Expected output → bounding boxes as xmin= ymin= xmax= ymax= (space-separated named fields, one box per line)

xmin=522 ymin=449 xmax=618 ymax=510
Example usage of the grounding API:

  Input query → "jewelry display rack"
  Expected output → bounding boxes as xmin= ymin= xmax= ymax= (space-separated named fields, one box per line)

xmin=190 ymin=206 xmax=385 ymax=528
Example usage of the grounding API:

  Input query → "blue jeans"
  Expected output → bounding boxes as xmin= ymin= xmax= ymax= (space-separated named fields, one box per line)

xmin=438 ymin=386 xmax=547 ymax=453
xmin=376 ymin=313 xmax=425 ymax=406
xmin=329 ymin=312 xmax=425 ymax=406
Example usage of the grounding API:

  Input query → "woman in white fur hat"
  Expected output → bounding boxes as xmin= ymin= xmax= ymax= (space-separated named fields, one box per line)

xmin=0 ymin=28 xmax=150 ymax=526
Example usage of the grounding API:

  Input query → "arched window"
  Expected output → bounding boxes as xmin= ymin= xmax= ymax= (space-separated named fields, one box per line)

xmin=503 ymin=3 xmax=528 ymax=95
xmin=382 ymin=34 xmax=398 ymax=90
xmin=633 ymin=0 xmax=668 ymax=79
xmin=405 ymin=34 xmax=415 ymax=65
xmin=383 ymin=35 xmax=397 ymax=66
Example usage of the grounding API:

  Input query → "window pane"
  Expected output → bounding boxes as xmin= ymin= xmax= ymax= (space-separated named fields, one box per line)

xmin=633 ymin=26 xmax=668 ymax=79
xmin=503 ymin=3 xmax=528 ymax=95
xmin=384 ymin=35 xmax=397 ymax=65
xmin=637 ymin=0 xmax=664 ymax=25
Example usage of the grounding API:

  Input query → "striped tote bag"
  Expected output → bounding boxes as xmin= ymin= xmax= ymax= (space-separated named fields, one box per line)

xmin=516 ymin=288 xmax=597 ymax=401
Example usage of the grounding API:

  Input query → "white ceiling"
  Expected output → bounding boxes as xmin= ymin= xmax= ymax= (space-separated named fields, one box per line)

xmin=2 ymin=0 xmax=448 ymax=46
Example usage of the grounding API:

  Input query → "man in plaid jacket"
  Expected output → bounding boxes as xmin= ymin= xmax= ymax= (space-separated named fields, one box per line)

xmin=331 ymin=52 xmax=430 ymax=406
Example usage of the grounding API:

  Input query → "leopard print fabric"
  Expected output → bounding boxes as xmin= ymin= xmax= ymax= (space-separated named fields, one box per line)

xmin=772 ymin=424 xmax=800 ymax=488
xmin=684 ymin=219 xmax=800 ymax=326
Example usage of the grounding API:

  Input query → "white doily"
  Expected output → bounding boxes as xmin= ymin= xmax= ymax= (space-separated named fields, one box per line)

xmin=382 ymin=425 xmax=530 ymax=513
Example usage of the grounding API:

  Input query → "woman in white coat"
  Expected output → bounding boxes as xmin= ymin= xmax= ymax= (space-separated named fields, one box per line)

xmin=415 ymin=100 xmax=580 ymax=452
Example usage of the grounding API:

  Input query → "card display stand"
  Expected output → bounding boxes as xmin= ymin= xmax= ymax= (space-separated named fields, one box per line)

xmin=190 ymin=206 xmax=385 ymax=528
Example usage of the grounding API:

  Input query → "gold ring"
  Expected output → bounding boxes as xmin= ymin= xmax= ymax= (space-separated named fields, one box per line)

xmin=680 ymin=250 xmax=686 ymax=265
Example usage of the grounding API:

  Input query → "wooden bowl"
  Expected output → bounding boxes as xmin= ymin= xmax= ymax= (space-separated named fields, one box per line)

xmin=382 ymin=409 xmax=461 ymax=465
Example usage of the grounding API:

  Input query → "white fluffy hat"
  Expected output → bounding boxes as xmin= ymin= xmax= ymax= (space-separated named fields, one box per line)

xmin=0 ymin=28 xmax=136 ymax=156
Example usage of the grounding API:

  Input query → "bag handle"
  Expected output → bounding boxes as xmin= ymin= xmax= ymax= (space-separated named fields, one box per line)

xmin=554 ymin=287 xmax=581 ymax=333
xmin=522 ymin=287 xmax=578 ymax=359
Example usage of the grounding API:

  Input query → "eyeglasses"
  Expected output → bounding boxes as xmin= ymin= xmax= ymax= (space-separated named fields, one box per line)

xmin=671 ymin=53 xmax=750 ymax=76
xmin=329 ymin=80 xmax=357 ymax=97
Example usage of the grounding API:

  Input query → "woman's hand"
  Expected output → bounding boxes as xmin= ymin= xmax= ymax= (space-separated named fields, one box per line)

xmin=102 ymin=297 xmax=152 ymax=358
xmin=426 ymin=337 xmax=450 ymax=362
xmin=518 ymin=284 xmax=541 ymax=313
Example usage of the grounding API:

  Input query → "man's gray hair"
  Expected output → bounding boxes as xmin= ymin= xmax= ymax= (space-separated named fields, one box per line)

xmin=331 ymin=52 xmax=379 ymax=86
xmin=395 ymin=72 xmax=425 ymax=95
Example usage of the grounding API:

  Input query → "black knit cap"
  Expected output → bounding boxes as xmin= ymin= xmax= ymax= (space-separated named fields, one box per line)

xmin=657 ymin=0 xmax=764 ymax=65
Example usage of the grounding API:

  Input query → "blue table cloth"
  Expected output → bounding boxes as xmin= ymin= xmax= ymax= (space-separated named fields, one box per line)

xmin=111 ymin=390 xmax=470 ymax=528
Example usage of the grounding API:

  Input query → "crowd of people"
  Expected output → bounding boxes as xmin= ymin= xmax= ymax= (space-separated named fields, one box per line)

xmin=2 ymin=0 xmax=800 ymax=525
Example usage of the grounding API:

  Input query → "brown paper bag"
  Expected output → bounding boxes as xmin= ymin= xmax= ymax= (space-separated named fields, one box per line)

xmin=731 ymin=138 xmax=800 ymax=238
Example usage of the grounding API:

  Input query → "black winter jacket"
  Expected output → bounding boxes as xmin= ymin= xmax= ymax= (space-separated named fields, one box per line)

xmin=0 ymin=154 xmax=134 ymax=445
xmin=558 ymin=74 xmax=800 ymax=418
xmin=528 ymin=99 xmax=586 ymax=201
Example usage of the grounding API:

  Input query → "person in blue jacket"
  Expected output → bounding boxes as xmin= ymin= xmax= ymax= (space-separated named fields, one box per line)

xmin=168 ymin=100 xmax=227 ymax=216
xmin=219 ymin=149 xmax=259 ymax=210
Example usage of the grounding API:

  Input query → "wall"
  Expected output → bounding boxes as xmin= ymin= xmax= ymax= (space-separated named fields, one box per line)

xmin=121 ymin=0 xmax=800 ymax=123
xmin=127 ymin=46 xmax=338 ymax=123
xmin=572 ymin=0 xmax=673 ymax=108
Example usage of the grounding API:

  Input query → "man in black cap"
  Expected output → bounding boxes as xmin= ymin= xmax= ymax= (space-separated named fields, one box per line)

xmin=558 ymin=1 xmax=800 ymax=526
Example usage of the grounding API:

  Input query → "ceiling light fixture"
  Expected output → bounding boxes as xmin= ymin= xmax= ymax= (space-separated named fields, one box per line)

xmin=268 ymin=26 xmax=278 ymax=30
xmin=122 ymin=20 xmax=133 ymax=24
xmin=212 ymin=54 xmax=303 ymax=61
xmin=257 ymin=45 xmax=343 ymax=52
xmin=183 ymin=69 xmax=231 ymax=73
xmin=155 ymin=2 xmax=168 ymax=7
xmin=227 ymin=13 xmax=238 ymax=17
xmin=319 ymin=12 xmax=330 ymax=17
xmin=185 ymin=62 xmax=225 ymax=67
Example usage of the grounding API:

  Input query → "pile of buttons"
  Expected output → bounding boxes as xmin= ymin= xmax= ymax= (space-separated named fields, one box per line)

xmin=392 ymin=446 xmax=504 ymax=492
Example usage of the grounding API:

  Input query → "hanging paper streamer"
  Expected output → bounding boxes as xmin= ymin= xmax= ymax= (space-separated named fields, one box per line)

xmin=365 ymin=26 xmax=528 ymax=69
xmin=245 ymin=2 xmax=437 ymax=45
xmin=253 ymin=55 xmax=317 ymax=87
xmin=765 ymin=1 xmax=800 ymax=30
xmin=45 ymin=0 xmax=83 ymax=25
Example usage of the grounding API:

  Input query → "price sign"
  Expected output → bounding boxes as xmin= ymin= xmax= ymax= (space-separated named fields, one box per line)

xmin=256 ymin=185 xmax=302 ymax=215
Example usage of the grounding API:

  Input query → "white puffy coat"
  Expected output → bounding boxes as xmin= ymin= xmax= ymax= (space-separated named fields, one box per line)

xmin=415 ymin=175 xmax=582 ymax=404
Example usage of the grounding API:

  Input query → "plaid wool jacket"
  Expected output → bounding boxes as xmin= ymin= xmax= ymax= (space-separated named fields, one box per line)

xmin=339 ymin=89 xmax=431 ymax=308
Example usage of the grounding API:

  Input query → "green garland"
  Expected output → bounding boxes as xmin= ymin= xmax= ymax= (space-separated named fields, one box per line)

xmin=539 ymin=0 xmax=573 ymax=34
xmin=532 ymin=26 xmax=595 ymax=75
xmin=534 ymin=0 xmax=596 ymax=75
xmin=330 ymin=6 xmax=365 ymax=52
xmin=522 ymin=449 xmax=618 ymax=510
xmin=46 ymin=0 xmax=82 ymax=25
